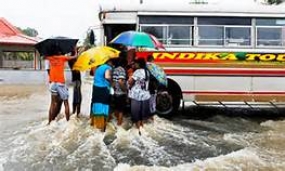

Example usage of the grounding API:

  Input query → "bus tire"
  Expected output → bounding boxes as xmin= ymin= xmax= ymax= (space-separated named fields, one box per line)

xmin=156 ymin=79 xmax=182 ymax=117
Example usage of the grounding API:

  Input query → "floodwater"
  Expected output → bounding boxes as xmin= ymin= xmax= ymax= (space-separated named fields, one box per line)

xmin=1 ymin=82 xmax=285 ymax=171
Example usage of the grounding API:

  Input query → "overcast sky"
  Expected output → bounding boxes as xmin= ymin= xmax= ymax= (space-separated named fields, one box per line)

xmin=0 ymin=0 xmax=99 ymax=41
xmin=0 ymin=0 xmax=272 ymax=43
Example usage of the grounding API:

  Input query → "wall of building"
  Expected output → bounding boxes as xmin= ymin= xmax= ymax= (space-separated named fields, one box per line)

xmin=0 ymin=70 xmax=72 ymax=85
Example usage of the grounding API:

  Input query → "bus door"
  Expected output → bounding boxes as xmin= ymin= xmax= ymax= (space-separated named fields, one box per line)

xmin=103 ymin=24 xmax=136 ymax=43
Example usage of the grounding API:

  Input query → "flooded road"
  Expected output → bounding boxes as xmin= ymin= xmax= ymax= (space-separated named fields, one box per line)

xmin=1 ymin=82 xmax=285 ymax=171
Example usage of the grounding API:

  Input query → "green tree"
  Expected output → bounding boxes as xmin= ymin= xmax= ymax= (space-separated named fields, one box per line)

xmin=266 ymin=0 xmax=283 ymax=4
xmin=17 ymin=27 xmax=38 ymax=37
xmin=17 ymin=52 xmax=34 ymax=61
xmin=14 ymin=27 xmax=38 ymax=65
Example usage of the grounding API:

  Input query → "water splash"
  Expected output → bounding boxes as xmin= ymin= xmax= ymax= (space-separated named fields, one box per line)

xmin=2 ymin=83 xmax=285 ymax=171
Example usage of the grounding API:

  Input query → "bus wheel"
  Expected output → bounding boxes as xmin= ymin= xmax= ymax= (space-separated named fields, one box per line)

xmin=156 ymin=91 xmax=173 ymax=116
xmin=156 ymin=79 xmax=182 ymax=117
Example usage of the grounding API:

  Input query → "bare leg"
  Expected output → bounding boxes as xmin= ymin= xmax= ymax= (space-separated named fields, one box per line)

xmin=48 ymin=107 xmax=53 ymax=124
xmin=76 ymin=104 xmax=81 ymax=117
xmin=135 ymin=122 xmax=140 ymax=129
xmin=117 ymin=112 xmax=123 ymax=126
xmin=48 ymin=95 xmax=53 ymax=124
xmin=140 ymin=120 xmax=144 ymax=127
xmin=48 ymin=94 xmax=59 ymax=124
xmin=135 ymin=121 xmax=143 ymax=135
xmin=63 ymin=100 xmax=70 ymax=121
xmin=55 ymin=96 xmax=63 ymax=117
xmin=108 ymin=113 xmax=113 ymax=122
xmin=92 ymin=116 xmax=106 ymax=132
xmin=103 ymin=117 xmax=107 ymax=132
xmin=90 ymin=115 xmax=94 ymax=126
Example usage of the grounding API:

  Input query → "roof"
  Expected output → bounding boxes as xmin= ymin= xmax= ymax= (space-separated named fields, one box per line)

xmin=99 ymin=0 xmax=285 ymax=17
xmin=0 ymin=17 xmax=38 ymax=46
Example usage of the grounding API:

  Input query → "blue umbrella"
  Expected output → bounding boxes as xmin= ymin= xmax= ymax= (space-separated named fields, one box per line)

xmin=146 ymin=62 xmax=168 ymax=86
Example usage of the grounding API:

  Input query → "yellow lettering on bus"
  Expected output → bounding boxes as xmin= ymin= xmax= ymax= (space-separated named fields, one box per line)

xmin=194 ymin=53 xmax=205 ymax=60
xmin=152 ymin=53 xmax=160 ymax=59
xmin=220 ymin=53 xmax=238 ymax=61
xmin=152 ymin=52 xmax=285 ymax=62
xmin=259 ymin=54 xmax=276 ymax=61
xmin=276 ymin=54 xmax=285 ymax=62
xmin=204 ymin=53 xmax=220 ymax=60
xmin=177 ymin=53 xmax=196 ymax=60
xmin=246 ymin=54 xmax=261 ymax=61
xmin=156 ymin=53 xmax=178 ymax=60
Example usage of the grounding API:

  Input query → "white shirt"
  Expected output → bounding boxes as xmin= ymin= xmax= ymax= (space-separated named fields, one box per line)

xmin=128 ymin=69 xmax=151 ymax=101
xmin=44 ymin=59 xmax=50 ymax=70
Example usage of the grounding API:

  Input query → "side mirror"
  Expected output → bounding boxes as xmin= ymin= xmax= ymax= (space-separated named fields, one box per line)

xmin=89 ymin=30 xmax=95 ymax=45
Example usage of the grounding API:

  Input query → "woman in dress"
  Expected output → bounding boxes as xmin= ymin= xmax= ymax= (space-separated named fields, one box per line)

xmin=90 ymin=59 xmax=113 ymax=131
xmin=128 ymin=58 xmax=151 ymax=135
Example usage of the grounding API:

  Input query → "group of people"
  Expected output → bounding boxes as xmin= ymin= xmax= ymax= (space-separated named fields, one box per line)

xmin=45 ymin=46 xmax=159 ymax=135
xmin=90 ymin=55 xmax=158 ymax=135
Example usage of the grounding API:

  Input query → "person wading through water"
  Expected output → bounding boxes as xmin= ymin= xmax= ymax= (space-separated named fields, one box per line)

xmin=128 ymin=58 xmax=151 ymax=135
xmin=46 ymin=46 xmax=77 ymax=124
xmin=90 ymin=59 xmax=114 ymax=132
xmin=112 ymin=58 xmax=128 ymax=126
xmin=68 ymin=56 xmax=82 ymax=117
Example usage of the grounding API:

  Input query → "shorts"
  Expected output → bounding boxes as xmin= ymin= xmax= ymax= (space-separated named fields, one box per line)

xmin=50 ymin=82 xmax=69 ymax=100
xmin=130 ymin=99 xmax=150 ymax=122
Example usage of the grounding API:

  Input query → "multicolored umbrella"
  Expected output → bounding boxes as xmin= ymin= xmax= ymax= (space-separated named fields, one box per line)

xmin=110 ymin=31 xmax=165 ymax=49
xmin=73 ymin=46 xmax=120 ymax=71
xmin=148 ymin=34 xmax=165 ymax=50
xmin=146 ymin=62 xmax=168 ymax=86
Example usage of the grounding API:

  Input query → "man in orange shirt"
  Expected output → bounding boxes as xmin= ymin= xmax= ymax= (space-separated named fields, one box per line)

xmin=46 ymin=52 xmax=77 ymax=124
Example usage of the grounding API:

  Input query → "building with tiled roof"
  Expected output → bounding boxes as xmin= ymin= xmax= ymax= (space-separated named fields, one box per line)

xmin=0 ymin=17 xmax=39 ymax=69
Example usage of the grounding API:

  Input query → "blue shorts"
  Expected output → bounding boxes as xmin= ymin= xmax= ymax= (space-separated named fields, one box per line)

xmin=49 ymin=82 xmax=69 ymax=100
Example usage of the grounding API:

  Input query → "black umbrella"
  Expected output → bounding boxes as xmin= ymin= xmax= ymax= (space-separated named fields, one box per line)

xmin=35 ymin=36 xmax=79 ymax=56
